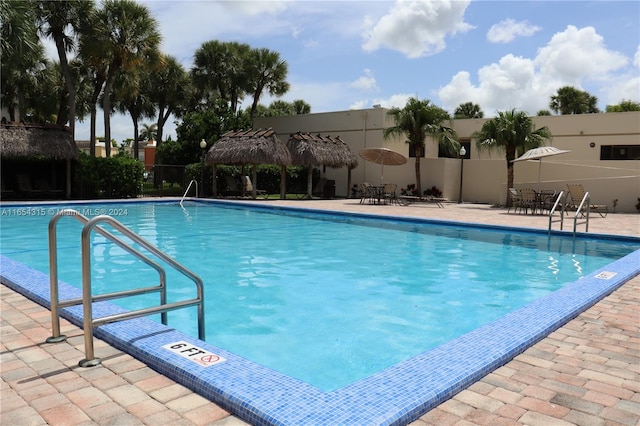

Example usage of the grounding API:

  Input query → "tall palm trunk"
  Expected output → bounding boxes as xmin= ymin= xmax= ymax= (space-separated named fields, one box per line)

xmin=414 ymin=145 xmax=423 ymax=195
xmin=53 ymin=34 xmax=75 ymax=137
xmin=102 ymin=72 xmax=116 ymax=157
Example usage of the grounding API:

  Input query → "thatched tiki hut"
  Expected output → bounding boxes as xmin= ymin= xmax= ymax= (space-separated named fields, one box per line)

xmin=0 ymin=123 xmax=79 ymax=199
xmin=206 ymin=128 xmax=291 ymax=199
xmin=286 ymin=132 xmax=358 ymax=198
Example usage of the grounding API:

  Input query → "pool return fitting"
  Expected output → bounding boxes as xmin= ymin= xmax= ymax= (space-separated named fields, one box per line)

xmin=46 ymin=209 xmax=205 ymax=367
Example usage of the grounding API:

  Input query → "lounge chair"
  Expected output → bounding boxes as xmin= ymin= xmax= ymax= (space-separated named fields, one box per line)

xmin=312 ymin=178 xmax=327 ymax=198
xmin=397 ymin=194 xmax=446 ymax=208
xmin=241 ymin=176 xmax=268 ymax=199
xmin=222 ymin=175 xmax=244 ymax=197
xmin=566 ymin=184 xmax=608 ymax=218
xmin=16 ymin=174 xmax=45 ymax=198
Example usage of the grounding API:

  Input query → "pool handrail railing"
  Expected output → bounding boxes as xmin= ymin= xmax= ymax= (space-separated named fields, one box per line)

xmin=47 ymin=209 xmax=205 ymax=367
xmin=180 ymin=179 xmax=198 ymax=207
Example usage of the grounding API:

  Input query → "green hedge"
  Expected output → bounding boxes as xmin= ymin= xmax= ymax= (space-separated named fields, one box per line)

xmin=74 ymin=153 xmax=144 ymax=199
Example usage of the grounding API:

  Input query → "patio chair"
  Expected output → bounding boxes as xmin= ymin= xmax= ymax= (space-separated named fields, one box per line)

xmin=383 ymin=183 xmax=398 ymax=204
xmin=519 ymin=188 xmax=538 ymax=214
xmin=507 ymin=188 xmax=522 ymax=213
xmin=566 ymin=184 xmax=608 ymax=218
xmin=241 ymin=176 xmax=268 ymax=199
xmin=537 ymin=189 xmax=557 ymax=214
xmin=359 ymin=183 xmax=371 ymax=204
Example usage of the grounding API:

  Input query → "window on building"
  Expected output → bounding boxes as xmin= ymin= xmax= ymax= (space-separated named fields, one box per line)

xmin=438 ymin=139 xmax=470 ymax=159
xmin=600 ymin=145 xmax=640 ymax=160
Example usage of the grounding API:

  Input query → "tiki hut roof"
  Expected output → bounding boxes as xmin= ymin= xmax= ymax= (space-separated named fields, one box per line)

xmin=0 ymin=123 xmax=79 ymax=160
xmin=206 ymin=128 xmax=291 ymax=166
xmin=286 ymin=132 xmax=358 ymax=168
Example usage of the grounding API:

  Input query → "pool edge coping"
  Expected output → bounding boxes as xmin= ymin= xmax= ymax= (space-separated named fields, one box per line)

xmin=1 ymin=199 xmax=639 ymax=425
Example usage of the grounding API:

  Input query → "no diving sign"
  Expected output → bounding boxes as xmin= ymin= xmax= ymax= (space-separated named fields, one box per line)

xmin=163 ymin=341 xmax=226 ymax=367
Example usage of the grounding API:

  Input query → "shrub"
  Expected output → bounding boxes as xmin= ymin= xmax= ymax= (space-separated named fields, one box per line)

xmin=74 ymin=153 xmax=144 ymax=199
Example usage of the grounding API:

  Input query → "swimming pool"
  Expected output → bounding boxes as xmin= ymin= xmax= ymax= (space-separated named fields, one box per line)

xmin=1 ymin=199 xmax=639 ymax=425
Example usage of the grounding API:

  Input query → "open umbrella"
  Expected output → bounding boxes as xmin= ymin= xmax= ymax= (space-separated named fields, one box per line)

xmin=359 ymin=148 xmax=407 ymax=182
xmin=512 ymin=146 xmax=571 ymax=182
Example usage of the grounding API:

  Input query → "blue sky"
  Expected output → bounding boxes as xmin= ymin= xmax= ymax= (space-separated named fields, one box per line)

xmin=66 ymin=0 xmax=640 ymax=144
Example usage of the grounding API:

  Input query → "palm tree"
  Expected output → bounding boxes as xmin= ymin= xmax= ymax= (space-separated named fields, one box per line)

xmin=606 ymin=100 xmax=640 ymax=112
xmin=384 ymin=97 xmax=459 ymax=195
xmin=148 ymin=55 xmax=190 ymax=148
xmin=140 ymin=123 xmax=158 ymax=143
xmin=454 ymin=102 xmax=484 ymax=119
xmin=114 ymin=69 xmax=155 ymax=159
xmin=191 ymin=41 xmax=249 ymax=113
xmin=549 ymin=86 xmax=599 ymax=114
xmin=292 ymin=99 xmax=311 ymax=114
xmin=473 ymin=109 xmax=552 ymax=205
xmin=246 ymin=48 xmax=290 ymax=119
xmin=94 ymin=0 xmax=161 ymax=156
xmin=33 ymin=0 xmax=90 ymax=137
xmin=1 ymin=0 xmax=46 ymax=121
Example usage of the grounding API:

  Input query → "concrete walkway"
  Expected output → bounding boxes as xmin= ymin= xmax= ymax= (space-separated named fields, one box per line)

xmin=2 ymin=201 xmax=638 ymax=425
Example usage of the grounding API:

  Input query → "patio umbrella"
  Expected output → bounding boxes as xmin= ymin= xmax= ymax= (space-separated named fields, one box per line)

xmin=512 ymin=146 xmax=571 ymax=182
xmin=359 ymin=148 xmax=407 ymax=182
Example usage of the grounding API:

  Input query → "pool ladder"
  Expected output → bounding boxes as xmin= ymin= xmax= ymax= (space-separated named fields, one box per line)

xmin=547 ymin=190 xmax=590 ymax=238
xmin=180 ymin=179 xmax=198 ymax=207
xmin=46 ymin=209 xmax=205 ymax=367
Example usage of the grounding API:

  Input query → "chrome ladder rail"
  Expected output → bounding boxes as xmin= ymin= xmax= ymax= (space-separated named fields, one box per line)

xmin=572 ymin=191 xmax=591 ymax=237
xmin=547 ymin=190 xmax=565 ymax=236
xmin=180 ymin=179 xmax=198 ymax=207
xmin=47 ymin=209 xmax=205 ymax=367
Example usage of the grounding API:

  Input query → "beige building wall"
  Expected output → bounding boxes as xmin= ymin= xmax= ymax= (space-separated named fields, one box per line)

xmin=255 ymin=110 xmax=640 ymax=213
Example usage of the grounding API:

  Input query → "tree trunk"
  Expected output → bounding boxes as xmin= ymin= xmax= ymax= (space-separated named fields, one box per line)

xmin=156 ymin=104 xmax=171 ymax=150
xmin=414 ymin=145 xmax=422 ymax=195
xmin=54 ymin=34 xmax=75 ymax=138
xmin=103 ymin=73 xmax=116 ymax=157
xmin=90 ymin=107 xmax=97 ymax=157
xmin=280 ymin=165 xmax=286 ymax=199
xmin=132 ymin=119 xmax=139 ymax=160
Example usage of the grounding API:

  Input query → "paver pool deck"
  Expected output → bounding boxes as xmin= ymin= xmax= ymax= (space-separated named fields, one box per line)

xmin=2 ymin=200 xmax=639 ymax=425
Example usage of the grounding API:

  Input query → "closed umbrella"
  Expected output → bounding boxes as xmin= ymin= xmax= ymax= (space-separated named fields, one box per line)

xmin=512 ymin=146 xmax=571 ymax=182
xmin=359 ymin=148 xmax=407 ymax=182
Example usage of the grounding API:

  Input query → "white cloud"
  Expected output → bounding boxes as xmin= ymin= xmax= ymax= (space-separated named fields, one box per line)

xmin=633 ymin=45 xmax=640 ymax=68
xmin=349 ymin=93 xmax=412 ymax=110
xmin=362 ymin=0 xmax=473 ymax=58
xmin=487 ymin=19 xmax=541 ymax=43
xmin=535 ymin=26 xmax=628 ymax=83
xmin=438 ymin=25 xmax=635 ymax=116
xmin=350 ymin=69 xmax=378 ymax=91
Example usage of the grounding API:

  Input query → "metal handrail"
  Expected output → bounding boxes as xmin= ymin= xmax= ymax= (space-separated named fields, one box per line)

xmin=46 ymin=209 xmax=205 ymax=367
xmin=180 ymin=179 xmax=198 ymax=207
xmin=547 ymin=190 xmax=565 ymax=236
xmin=79 ymin=215 xmax=205 ymax=367
xmin=47 ymin=209 xmax=168 ymax=343
xmin=572 ymin=191 xmax=591 ymax=237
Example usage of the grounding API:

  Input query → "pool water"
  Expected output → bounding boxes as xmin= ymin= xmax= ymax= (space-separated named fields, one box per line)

xmin=0 ymin=201 xmax=637 ymax=392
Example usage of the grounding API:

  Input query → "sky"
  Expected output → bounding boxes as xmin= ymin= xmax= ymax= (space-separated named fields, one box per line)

xmin=58 ymin=0 xmax=640 ymax=144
